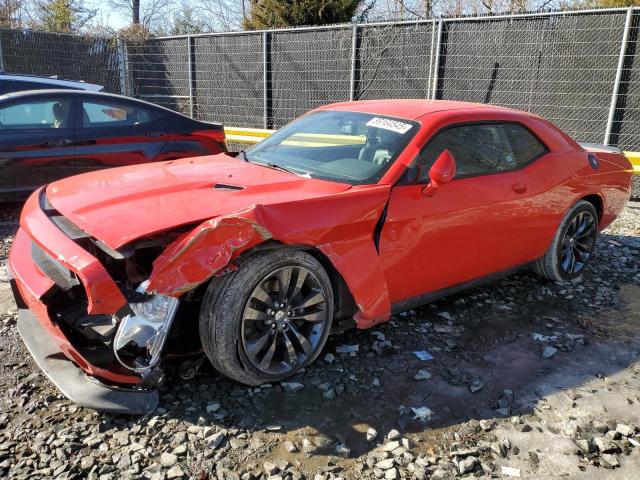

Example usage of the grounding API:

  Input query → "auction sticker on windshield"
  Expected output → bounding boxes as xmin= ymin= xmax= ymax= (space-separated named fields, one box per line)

xmin=366 ymin=117 xmax=413 ymax=134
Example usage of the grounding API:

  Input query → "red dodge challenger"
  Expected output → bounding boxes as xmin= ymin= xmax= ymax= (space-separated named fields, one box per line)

xmin=8 ymin=100 xmax=633 ymax=413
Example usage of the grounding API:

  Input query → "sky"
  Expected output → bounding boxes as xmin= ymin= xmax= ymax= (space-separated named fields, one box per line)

xmin=88 ymin=1 xmax=129 ymax=31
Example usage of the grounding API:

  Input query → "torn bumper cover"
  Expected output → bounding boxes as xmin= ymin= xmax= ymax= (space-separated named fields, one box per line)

xmin=16 ymin=308 xmax=158 ymax=415
xmin=8 ymin=189 xmax=163 ymax=414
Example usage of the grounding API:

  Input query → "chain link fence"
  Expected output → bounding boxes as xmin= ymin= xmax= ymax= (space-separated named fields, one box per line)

xmin=0 ymin=29 xmax=121 ymax=93
xmin=438 ymin=11 xmax=627 ymax=145
xmin=2 ymin=8 xmax=640 ymax=151
xmin=125 ymin=38 xmax=191 ymax=114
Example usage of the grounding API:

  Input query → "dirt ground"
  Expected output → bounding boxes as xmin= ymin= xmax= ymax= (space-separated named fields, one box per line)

xmin=0 ymin=202 xmax=638 ymax=480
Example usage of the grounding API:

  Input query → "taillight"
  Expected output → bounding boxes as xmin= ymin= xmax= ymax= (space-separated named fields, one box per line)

xmin=192 ymin=129 xmax=226 ymax=144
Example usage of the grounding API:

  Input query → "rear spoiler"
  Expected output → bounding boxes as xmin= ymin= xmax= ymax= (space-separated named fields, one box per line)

xmin=579 ymin=142 xmax=623 ymax=154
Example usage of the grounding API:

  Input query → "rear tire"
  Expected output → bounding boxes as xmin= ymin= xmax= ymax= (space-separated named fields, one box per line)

xmin=533 ymin=200 xmax=598 ymax=282
xmin=199 ymin=249 xmax=334 ymax=386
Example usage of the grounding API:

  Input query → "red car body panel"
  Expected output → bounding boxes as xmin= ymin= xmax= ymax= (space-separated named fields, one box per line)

xmin=20 ymin=190 xmax=127 ymax=314
xmin=11 ymin=228 xmax=140 ymax=385
xmin=145 ymin=185 xmax=394 ymax=327
xmin=45 ymin=155 xmax=352 ymax=249
xmin=9 ymin=100 xmax=633 ymax=387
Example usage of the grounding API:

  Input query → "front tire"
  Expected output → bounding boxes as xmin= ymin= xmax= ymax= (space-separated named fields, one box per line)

xmin=533 ymin=200 xmax=598 ymax=282
xmin=199 ymin=249 xmax=334 ymax=386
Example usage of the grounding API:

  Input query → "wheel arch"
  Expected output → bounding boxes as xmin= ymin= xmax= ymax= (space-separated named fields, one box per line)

xmin=235 ymin=240 xmax=358 ymax=323
xmin=579 ymin=193 xmax=604 ymax=226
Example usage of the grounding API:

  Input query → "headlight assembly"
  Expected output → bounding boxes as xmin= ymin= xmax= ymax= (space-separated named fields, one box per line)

xmin=113 ymin=280 xmax=179 ymax=372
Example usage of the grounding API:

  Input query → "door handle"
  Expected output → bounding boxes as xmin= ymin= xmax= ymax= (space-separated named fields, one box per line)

xmin=511 ymin=182 xmax=527 ymax=194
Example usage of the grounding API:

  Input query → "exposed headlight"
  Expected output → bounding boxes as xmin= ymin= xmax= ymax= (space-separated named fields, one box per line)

xmin=113 ymin=281 xmax=179 ymax=372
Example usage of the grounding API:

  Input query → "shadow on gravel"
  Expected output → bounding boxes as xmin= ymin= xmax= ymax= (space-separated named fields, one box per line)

xmin=125 ymin=231 xmax=640 ymax=465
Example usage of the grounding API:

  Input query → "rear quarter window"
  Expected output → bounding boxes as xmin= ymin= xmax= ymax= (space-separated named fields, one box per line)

xmin=502 ymin=123 xmax=547 ymax=167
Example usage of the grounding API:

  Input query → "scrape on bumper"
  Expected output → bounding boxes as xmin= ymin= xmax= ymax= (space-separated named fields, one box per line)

xmin=17 ymin=308 xmax=158 ymax=415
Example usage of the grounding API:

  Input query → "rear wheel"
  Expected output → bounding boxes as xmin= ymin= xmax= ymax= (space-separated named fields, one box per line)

xmin=199 ymin=249 xmax=334 ymax=386
xmin=533 ymin=200 xmax=598 ymax=281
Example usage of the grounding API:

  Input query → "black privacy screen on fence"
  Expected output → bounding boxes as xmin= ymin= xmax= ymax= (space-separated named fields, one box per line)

xmin=439 ymin=12 xmax=627 ymax=146
xmin=0 ymin=29 xmax=120 ymax=93
xmin=3 ymin=8 xmax=640 ymax=150
xmin=615 ymin=12 xmax=640 ymax=150
xmin=194 ymin=34 xmax=264 ymax=127
xmin=270 ymin=27 xmax=353 ymax=128
xmin=125 ymin=38 xmax=191 ymax=114
xmin=357 ymin=23 xmax=435 ymax=101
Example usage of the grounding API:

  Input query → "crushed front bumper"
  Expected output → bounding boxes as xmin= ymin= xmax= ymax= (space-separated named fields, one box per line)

xmin=17 ymin=308 xmax=158 ymax=414
xmin=9 ymin=188 xmax=159 ymax=414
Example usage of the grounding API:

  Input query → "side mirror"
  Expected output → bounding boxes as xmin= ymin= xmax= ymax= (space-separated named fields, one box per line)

xmin=422 ymin=149 xmax=457 ymax=197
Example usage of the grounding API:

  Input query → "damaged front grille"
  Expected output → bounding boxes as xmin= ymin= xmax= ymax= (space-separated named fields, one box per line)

xmin=34 ymin=190 xmax=202 ymax=380
xmin=31 ymin=242 xmax=80 ymax=291
xmin=48 ymin=215 xmax=90 ymax=240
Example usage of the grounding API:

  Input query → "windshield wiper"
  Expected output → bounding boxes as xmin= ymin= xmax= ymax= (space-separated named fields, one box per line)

xmin=238 ymin=149 xmax=250 ymax=162
xmin=258 ymin=162 xmax=298 ymax=176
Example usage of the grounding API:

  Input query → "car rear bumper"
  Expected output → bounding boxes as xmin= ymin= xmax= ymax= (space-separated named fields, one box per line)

xmin=16 ymin=307 xmax=158 ymax=415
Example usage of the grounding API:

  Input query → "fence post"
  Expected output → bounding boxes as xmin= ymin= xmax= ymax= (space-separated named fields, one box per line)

xmin=263 ymin=31 xmax=270 ymax=129
xmin=605 ymin=7 xmax=634 ymax=145
xmin=427 ymin=20 xmax=437 ymax=96
xmin=117 ymin=37 xmax=127 ymax=96
xmin=187 ymin=35 xmax=195 ymax=118
xmin=431 ymin=19 xmax=443 ymax=100
xmin=349 ymin=24 xmax=359 ymax=101
xmin=0 ymin=31 xmax=4 ymax=72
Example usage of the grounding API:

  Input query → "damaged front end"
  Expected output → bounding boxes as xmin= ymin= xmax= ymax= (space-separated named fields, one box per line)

xmin=9 ymin=189 xmax=204 ymax=413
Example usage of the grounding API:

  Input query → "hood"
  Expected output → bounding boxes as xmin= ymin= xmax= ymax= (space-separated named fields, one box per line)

xmin=46 ymin=154 xmax=351 ymax=249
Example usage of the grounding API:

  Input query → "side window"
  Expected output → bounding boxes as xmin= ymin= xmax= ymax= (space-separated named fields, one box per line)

xmin=81 ymin=99 xmax=154 ymax=128
xmin=415 ymin=124 xmax=514 ymax=181
xmin=0 ymin=98 xmax=73 ymax=130
xmin=502 ymin=123 xmax=547 ymax=167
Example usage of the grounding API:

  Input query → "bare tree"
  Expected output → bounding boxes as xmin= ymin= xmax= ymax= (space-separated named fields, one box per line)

xmin=109 ymin=0 xmax=170 ymax=30
xmin=187 ymin=0 xmax=248 ymax=31
xmin=0 ymin=0 xmax=23 ymax=28
xmin=364 ymin=0 xmax=568 ymax=19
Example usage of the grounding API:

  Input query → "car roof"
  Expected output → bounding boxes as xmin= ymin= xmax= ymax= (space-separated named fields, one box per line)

xmin=0 ymin=89 xmax=190 ymax=117
xmin=0 ymin=73 xmax=103 ymax=91
xmin=318 ymin=99 xmax=515 ymax=120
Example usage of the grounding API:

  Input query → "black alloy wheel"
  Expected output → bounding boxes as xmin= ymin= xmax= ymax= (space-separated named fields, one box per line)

xmin=241 ymin=266 xmax=328 ymax=375
xmin=559 ymin=210 xmax=597 ymax=275
xmin=533 ymin=200 xmax=599 ymax=282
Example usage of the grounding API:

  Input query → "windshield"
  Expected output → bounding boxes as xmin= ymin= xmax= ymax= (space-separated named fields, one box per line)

xmin=245 ymin=110 xmax=418 ymax=185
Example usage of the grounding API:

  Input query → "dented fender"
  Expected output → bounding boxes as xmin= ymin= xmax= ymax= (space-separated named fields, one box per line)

xmin=147 ymin=186 xmax=393 ymax=328
xmin=147 ymin=211 xmax=272 ymax=295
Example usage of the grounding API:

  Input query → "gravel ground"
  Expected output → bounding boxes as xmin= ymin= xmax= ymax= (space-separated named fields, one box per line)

xmin=0 ymin=202 xmax=639 ymax=480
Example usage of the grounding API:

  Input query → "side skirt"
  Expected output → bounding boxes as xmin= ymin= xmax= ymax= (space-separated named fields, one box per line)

xmin=390 ymin=262 xmax=534 ymax=315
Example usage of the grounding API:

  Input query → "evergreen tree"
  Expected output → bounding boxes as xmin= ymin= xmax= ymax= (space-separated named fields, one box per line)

xmin=33 ymin=0 xmax=96 ymax=33
xmin=244 ymin=0 xmax=364 ymax=29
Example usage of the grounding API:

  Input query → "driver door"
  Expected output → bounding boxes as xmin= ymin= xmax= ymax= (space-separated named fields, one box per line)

xmin=0 ymin=94 xmax=76 ymax=194
xmin=378 ymin=122 xmax=539 ymax=305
